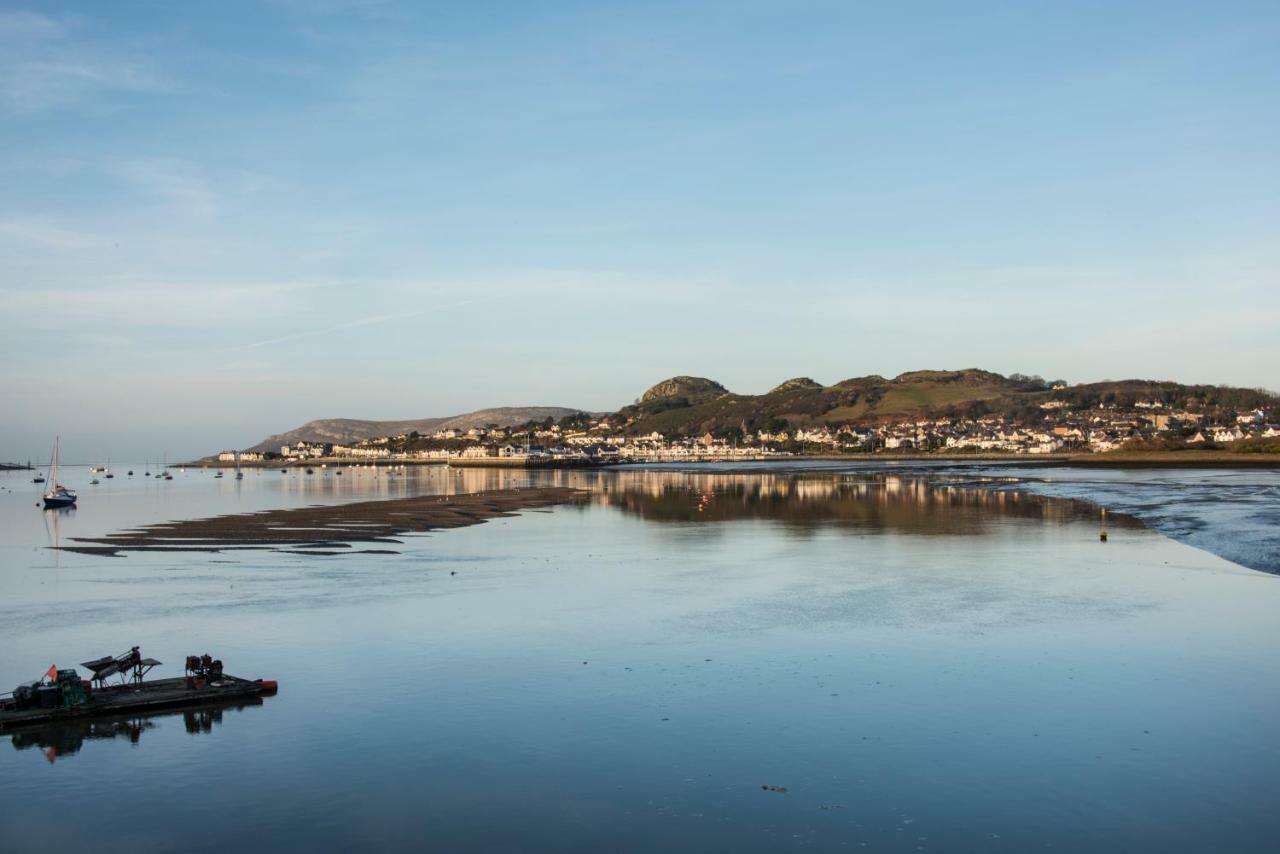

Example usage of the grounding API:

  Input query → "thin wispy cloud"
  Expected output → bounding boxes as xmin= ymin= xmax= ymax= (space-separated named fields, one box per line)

xmin=0 ymin=281 xmax=329 ymax=327
xmin=0 ymin=10 xmax=168 ymax=113
xmin=0 ymin=215 xmax=106 ymax=250
xmin=0 ymin=10 xmax=73 ymax=40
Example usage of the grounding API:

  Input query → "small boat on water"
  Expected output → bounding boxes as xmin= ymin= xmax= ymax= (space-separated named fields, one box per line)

xmin=32 ymin=473 xmax=45 ymax=484
xmin=0 ymin=647 xmax=277 ymax=732
xmin=214 ymin=470 xmax=224 ymax=479
xmin=234 ymin=451 xmax=244 ymax=480
xmin=42 ymin=438 xmax=77 ymax=509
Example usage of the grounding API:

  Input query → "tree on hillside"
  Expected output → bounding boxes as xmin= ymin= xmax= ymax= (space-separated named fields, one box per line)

xmin=1007 ymin=374 xmax=1049 ymax=391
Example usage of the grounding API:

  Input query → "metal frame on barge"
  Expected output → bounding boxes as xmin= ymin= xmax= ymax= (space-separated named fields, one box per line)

xmin=0 ymin=647 xmax=277 ymax=732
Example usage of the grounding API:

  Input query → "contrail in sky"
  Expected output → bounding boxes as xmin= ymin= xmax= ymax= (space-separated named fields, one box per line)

xmin=225 ymin=296 xmax=491 ymax=353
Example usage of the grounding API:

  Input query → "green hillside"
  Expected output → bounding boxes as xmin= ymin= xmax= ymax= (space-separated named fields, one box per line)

xmin=613 ymin=370 xmax=1276 ymax=438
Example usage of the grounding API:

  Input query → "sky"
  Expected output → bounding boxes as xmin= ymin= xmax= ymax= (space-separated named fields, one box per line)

xmin=2 ymin=0 xmax=1278 ymax=461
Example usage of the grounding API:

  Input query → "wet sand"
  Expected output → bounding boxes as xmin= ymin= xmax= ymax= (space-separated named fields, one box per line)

xmin=61 ymin=487 xmax=586 ymax=556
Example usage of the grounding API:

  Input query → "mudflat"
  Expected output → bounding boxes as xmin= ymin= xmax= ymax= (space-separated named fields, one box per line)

xmin=61 ymin=487 xmax=586 ymax=556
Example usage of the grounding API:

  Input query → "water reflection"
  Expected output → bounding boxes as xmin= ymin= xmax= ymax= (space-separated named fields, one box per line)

xmin=7 ymin=696 xmax=265 ymax=764
xmin=266 ymin=464 xmax=1136 ymax=539
xmin=592 ymin=471 xmax=1140 ymax=536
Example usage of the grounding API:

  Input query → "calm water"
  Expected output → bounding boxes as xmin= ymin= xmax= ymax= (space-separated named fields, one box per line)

xmin=1 ymin=463 xmax=1278 ymax=852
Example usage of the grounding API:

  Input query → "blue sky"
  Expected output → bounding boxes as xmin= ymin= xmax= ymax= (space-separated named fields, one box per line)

xmin=2 ymin=0 xmax=1277 ymax=460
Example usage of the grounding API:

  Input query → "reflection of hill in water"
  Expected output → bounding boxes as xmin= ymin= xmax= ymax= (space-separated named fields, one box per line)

xmin=591 ymin=473 xmax=1137 ymax=536
xmin=9 ymin=697 xmax=264 ymax=763
xmin=257 ymin=466 xmax=1138 ymax=538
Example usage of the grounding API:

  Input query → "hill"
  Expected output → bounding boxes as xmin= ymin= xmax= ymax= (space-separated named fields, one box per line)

xmin=615 ymin=370 xmax=1275 ymax=437
xmin=250 ymin=406 xmax=583 ymax=452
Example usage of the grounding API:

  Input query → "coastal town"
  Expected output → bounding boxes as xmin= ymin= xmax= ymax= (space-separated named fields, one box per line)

xmin=217 ymin=398 xmax=1280 ymax=466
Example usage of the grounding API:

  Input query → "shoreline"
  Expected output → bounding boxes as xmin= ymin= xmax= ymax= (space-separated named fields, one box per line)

xmin=181 ymin=450 xmax=1280 ymax=471
xmin=798 ymin=451 xmax=1280 ymax=468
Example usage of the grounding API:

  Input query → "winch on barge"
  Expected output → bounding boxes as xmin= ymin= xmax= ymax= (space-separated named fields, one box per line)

xmin=0 ymin=646 xmax=278 ymax=731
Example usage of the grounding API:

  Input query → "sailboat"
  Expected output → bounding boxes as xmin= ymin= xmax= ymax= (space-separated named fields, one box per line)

xmin=161 ymin=453 xmax=173 ymax=480
xmin=234 ymin=451 xmax=244 ymax=480
xmin=104 ymin=457 xmax=114 ymax=479
xmin=42 ymin=437 xmax=77 ymax=509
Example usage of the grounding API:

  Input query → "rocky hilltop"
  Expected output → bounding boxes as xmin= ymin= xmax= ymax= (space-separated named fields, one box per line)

xmin=639 ymin=376 xmax=728 ymax=405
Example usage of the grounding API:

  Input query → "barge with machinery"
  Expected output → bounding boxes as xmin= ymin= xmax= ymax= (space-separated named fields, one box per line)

xmin=0 ymin=647 xmax=277 ymax=731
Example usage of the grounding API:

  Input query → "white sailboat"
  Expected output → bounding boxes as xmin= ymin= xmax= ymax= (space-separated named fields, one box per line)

xmin=42 ymin=437 xmax=77 ymax=509
xmin=234 ymin=451 xmax=244 ymax=480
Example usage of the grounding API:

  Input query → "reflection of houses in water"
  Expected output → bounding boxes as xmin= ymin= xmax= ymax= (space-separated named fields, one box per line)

xmin=585 ymin=471 xmax=1134 ymax=535
xmin=8 ymin=697 xmax=263 ymax=764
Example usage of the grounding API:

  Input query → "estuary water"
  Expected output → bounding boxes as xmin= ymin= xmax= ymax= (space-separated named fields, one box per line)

xmin=1 ymin=463 xmax=1278 ymax=852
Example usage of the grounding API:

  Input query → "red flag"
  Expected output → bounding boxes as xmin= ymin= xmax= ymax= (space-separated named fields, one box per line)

xmin=46 ymin=664 xmax=57 ymax=681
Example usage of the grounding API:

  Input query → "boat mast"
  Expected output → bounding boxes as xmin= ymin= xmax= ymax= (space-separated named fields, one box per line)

xmin=49 ymin=436 xmax=59 ymax=489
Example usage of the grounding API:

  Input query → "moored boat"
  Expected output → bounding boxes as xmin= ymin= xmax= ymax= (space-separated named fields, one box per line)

xmin=0 ymin=647 xmax=277 ymax=731
xmin=42 ymin=437 xmax=77 ymax=509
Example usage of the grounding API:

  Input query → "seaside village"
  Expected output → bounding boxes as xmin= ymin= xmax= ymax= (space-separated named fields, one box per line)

xmin=220 ymin=400 xmax=1280 ymax=465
